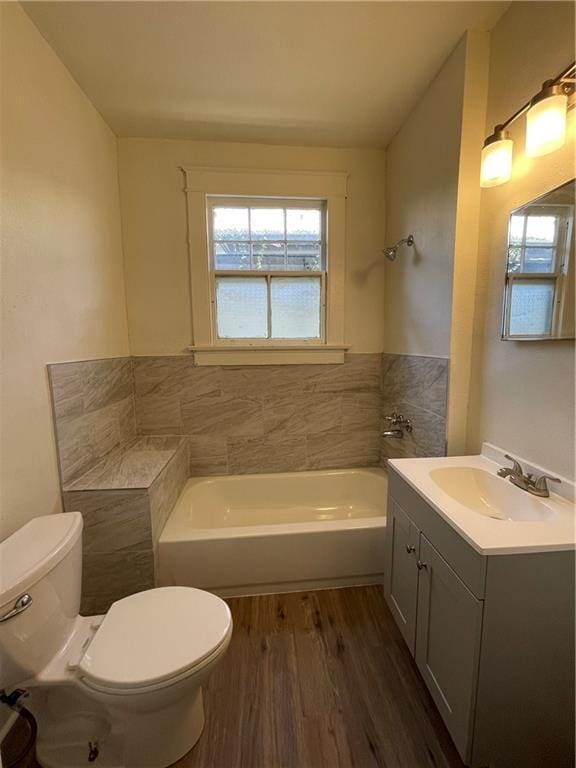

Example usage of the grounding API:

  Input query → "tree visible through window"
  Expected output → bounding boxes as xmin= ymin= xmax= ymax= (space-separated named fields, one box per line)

xmin=208 ymin=198 xmax=326 ymax=341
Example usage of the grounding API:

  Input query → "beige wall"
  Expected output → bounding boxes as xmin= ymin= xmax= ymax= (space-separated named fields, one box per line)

xmin=467 ymin=2 xmax=576 ymax=478
xmin=383 ymin=37 xmax=466 ymax=358
xmin=0 ymin=4 xmax=130 ymax=539
xmin=117 ymin=139 xmax=386 ymax=354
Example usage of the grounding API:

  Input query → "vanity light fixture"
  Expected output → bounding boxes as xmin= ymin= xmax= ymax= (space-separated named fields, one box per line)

xmin=480 ymin=61 xmax=575 ymax=188
xmin=525 ymin=80 xmax=568 ymax=157
xmin=480 ymin=125 xmax=513 ymax=188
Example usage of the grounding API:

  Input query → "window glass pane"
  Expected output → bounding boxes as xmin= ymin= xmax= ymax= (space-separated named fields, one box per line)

xmin=286 ymin=208 xmax=321 ymax=241
xmin=213 ymin=208 xmax=249 ymax=241
xmin=509 ymin=280 xmax=555 ymax=336
xmin=509 ymin=215 xmax=525 ymax=245
xmin=271 ymin=277 xmax=321 ymax=338
xmin=216 ymin=277 xmax=268 ymax=338
xmin=507 ymin=246 xmax=522 ymax=273
xmin=286 ymin=243 xmax=322 ymax=271
xmin=525 ymin=215 xmax=556 ymax=245
xmin=523 ymin=247 xmax=556 ymax=273
xmin=252 ymin=242 xmax=285 ymax=270
xmin=251 ymin=208 xmax=284 ymax=240
xmin=214 ymin=242 xmax=251 ymax=270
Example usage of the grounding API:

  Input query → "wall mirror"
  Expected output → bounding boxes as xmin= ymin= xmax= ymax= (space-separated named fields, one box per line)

xmin=502 ymin=179 xmax=575 ymax=341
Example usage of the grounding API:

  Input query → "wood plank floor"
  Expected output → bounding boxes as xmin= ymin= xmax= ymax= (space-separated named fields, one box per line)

xmin=175 ymin=586 xmax=466 ymax=768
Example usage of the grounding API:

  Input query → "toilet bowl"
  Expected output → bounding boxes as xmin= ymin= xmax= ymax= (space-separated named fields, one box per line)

xmin=0 ymin=513 xmax=232 ymax=768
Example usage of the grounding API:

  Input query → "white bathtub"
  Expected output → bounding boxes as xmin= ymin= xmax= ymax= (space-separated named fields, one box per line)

xmin=158 ymin=468 xmax=387 ymax=596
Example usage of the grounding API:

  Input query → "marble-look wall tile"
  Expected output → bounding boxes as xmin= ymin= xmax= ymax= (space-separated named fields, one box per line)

xmin=48 ymin=357 xmax=136 ymax=486
xmin=228 ymin=436 xmax=308 ymax=475
xmin=132 ymin=353 xmax=384 ymax=475
xmin=381 ymin=354 xmax=449 ymax=463
xmin=381 ymin=354 xmax=448 ymax=417
xmin=341 ymin=392 xmax=381 ymax=432
xmin=181 ymin=394 xmax=263 ymax=437
xmin=57 ymin=416 xmax=187 ymax=612
xmin=149 ymin=441 xmax=188 ymax=541
xmin=188 ymin=436 xmax=229 ymax=476
xmin=133 ymin=356 xmax=221 ymax=434
xmin=307 ymin=431 xmax=381 ymax=470
xmin=305 ymin=353 xmax=382 ymax=394
xmin=62 ymin=488 xmax=151 ymax=555
xmin=64 ymin=436 xmax=184 ymax=491
xmin=82 ymin=549 xmax=155 ymax=615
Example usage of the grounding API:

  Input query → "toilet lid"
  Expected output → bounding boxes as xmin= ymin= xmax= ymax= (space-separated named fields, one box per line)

xmin=78 ymin=587 xmax=232 ymax=691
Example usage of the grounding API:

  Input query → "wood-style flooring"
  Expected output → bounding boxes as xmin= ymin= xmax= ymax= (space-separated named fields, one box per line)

xmin=176 ymin=585 xmax=466 ymax=768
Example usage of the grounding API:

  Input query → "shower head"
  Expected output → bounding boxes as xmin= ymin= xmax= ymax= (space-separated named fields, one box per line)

xmin=383 ymin=234 xmax=414 ymax=261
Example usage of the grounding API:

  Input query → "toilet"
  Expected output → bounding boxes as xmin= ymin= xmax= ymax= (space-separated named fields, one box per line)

xmin=0 ymin=512 xmax=232 ymax=768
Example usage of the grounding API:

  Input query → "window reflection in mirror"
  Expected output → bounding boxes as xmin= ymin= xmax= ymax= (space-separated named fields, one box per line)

xmin=502 ymin=179 xmax=575 ymax=340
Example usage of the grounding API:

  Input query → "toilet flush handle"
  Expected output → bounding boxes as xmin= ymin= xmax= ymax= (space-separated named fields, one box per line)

xmin=0 ymin=593 xmax=32 ymax=623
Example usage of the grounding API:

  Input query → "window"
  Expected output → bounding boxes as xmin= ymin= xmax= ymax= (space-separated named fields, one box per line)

xmin=183 ymin=167 xmax=348 ymax=365
xmin=208 ymin=198 xmax=326 ymax=342
xmin=503 ymin=205 xmax=573 ymax=338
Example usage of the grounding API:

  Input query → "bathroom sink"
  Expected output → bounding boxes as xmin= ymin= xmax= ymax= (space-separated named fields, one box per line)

xmin=429 ymin=467 xmax=556 ymax=522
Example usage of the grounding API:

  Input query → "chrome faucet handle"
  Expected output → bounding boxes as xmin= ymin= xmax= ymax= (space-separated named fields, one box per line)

xmin=384 ymin=412 xmax=402 ymax=424
xmin=503 ymin=454 xmax=524 ymax=476
xmin=533 ymin=474 xmax=561 ymax=492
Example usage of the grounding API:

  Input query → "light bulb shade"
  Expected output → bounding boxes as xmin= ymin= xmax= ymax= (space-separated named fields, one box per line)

xmin=525 ymin=92 xmax=567 ymax=157
xmin=480 ymin=136 xmax=513 ymax=188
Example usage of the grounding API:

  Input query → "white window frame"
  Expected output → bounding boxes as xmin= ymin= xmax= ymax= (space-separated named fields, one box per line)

xmin=183 ymin=167 xmax=348 ymax=365
xmin=502 ymin=204 xmax=573 ymax=340
xmin=208 ymin=196 xmax=327 ymax=345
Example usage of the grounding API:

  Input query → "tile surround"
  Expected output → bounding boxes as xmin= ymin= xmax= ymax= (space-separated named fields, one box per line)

xmin=48 ymin=352 xmax=450 ymax=483
xmin=48 ymin=357 xmax=136 ymax=486
xmin=380 ymin=353 xmax=449 ymax=462
xmin=132 ymin=353 xmax=383 ymax=475
xmin=48 ymin=351 xmax=448 ymax=610
xmin=62 ymin=438 xmax=188 ymax=614
xmin=64 ymin=435 xmax=183 ymax=491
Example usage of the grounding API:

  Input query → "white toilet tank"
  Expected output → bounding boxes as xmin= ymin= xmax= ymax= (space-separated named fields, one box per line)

xmin=0 ymin=512 xmax=83 ymax=691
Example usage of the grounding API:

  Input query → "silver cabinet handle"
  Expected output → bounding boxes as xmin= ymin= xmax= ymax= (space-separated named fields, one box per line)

xmin=417 ymin=560 xmax=427 ymax=570
xmin=0 ymin=594 xmax=32 ymax=623
xmin=406 ymin=544 xmax=415 ymax=554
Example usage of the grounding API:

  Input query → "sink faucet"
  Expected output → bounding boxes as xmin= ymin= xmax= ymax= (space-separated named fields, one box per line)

xmin=497 ymin=454 xmax=561 ymax=498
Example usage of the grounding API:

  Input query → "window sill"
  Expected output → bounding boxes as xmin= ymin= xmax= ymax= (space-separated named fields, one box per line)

xmin=188 ymin=345 xmax=349 ymax=366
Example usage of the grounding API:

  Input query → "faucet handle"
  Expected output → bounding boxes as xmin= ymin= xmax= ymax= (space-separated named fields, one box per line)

xmin=503 ymin=454 xmax=524 ymax=476
xmin=533 ymin=474 xmax=561 ymax=492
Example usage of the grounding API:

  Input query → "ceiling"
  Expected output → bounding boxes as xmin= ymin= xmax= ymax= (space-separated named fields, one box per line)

xmin=24 ymin=1 xmax=508 ymax=148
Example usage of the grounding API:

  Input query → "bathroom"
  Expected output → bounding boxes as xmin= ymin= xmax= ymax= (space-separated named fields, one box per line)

xmin=0 ymin=1 xmax=574 ymax=766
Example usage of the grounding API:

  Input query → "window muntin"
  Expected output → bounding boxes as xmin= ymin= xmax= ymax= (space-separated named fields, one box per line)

xmin=208 ymin=197 xmax=326 ymax=342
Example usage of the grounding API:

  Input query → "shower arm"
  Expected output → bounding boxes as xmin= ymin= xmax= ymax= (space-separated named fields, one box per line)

xmin=382 ymin=234 xmax=414 ymax=261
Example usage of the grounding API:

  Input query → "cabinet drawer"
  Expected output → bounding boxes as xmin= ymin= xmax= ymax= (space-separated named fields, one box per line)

xmin=389 ymin=468 xmax=486 ymax=598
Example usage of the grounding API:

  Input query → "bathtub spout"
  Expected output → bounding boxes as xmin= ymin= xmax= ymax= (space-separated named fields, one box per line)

xmin=382 ymin=429 xmax=404 ymax=438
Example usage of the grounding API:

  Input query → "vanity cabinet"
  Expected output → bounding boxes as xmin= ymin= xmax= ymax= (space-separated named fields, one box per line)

xmin=385 ymin=501 xmax=483 ymax=759
xmin=384 ymin=466 xmax=575 ymax=768
xmin=414 ymin=534 xmax=483 ymax=759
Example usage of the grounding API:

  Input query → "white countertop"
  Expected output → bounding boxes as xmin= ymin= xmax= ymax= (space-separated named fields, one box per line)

xmin=388 ymin=446 xmax=575 ymax=556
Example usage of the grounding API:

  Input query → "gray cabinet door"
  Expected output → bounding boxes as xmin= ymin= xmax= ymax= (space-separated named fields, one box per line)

xmin=384 ymin=499 xmax=419 ymax=653
xmin=415 ymin=534 xmax=483 ymax=762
